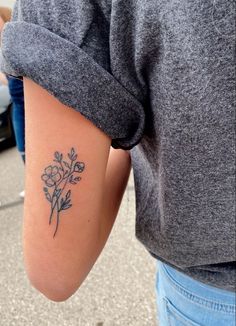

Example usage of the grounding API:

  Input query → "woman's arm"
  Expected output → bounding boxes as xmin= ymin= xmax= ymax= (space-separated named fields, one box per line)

xmin=23 ymin=78 xmax=131 ymax=302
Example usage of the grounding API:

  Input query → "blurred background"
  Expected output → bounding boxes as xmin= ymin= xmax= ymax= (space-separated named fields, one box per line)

xmin=0 ymin=0 xmax=14 ymax=7
xmin=0 ymin=0 xmax=157 ymax=325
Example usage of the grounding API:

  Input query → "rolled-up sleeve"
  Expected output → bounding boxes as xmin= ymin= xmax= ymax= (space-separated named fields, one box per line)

xmin=0 ymin=0 xmax=145 ymax=149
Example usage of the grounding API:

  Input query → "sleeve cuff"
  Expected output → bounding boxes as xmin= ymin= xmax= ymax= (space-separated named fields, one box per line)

xmin=0 ymin=21 xmax=145 ymax=149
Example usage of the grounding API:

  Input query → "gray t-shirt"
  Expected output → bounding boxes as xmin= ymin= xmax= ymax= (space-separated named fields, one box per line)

xmin=1 ymin=0 xmax=235 ymax=291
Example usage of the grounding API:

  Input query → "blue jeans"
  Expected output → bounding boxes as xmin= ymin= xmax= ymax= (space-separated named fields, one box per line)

xmin=156 ymin=261 xmax=236 ymax=326
xmin=7 ymin=77 xmax=25 ymax=162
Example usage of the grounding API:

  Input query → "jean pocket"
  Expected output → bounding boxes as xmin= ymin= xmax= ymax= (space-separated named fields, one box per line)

xmin=164 ymin=297 xmax=202 ymax=326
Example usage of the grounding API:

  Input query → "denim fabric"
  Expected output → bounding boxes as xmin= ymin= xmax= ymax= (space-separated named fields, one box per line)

xmin=156 ymin=261 xmax=236 ymax=326
xmin=7 ymin=77 xmax=25 ymax=161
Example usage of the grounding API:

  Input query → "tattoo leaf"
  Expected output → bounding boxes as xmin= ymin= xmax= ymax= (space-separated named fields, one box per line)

xmin=63 ymin=161 xmax=70 ymax=169
xmin=54 ymin=151 xmax=62 ymax=162
xmin=60 ymin=196 xmax=72 ymax=211
xmin=74 ymin=177 xmax=81 ymax=182
xmin=45 ymin=193 xmax=52 ymax=202
xmin=65 ymin=190 xmax=71 ymax=200
xmin=68 ymin=147 xmax=78 ymax=161
xmin=60 ymin=197 xmax=64 ymax=208
xmin=43 ymin=187 xmax=48 ymax=193
xmin=61 ymin=203 xmax=72 ymax=211
xmin=69 ymin=175 xmax=77 ymax=184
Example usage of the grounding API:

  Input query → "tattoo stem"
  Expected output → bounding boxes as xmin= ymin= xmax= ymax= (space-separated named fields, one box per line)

xmin=49 ymin=187 xmax=57 ymax=225
xmin=53 ymin=201 xmax=60 ymax=238
xmin=50 ymin=162 xmax=73 ymax=218
xmin=50 ymin=160 xmax=74 ymax=235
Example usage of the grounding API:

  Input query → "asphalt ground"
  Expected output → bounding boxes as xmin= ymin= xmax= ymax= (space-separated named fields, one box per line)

xmin=0 ymin=146 xmax=157 ymax=326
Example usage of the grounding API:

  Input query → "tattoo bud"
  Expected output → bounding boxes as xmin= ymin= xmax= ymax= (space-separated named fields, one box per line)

xmin=54 ymin=151 xmax=63 ymax=162
xmin=68 ymin=147 xmax=77 ymax=161
xmin=74 ymin=162 xmax=85 ymax=173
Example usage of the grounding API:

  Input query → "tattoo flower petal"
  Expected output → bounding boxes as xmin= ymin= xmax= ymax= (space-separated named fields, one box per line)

xmin=46 ymin=179 xmax=56 ymax=187
xmin=41 ymin=165 xmax=61 ymax=187
xmin=41 ymin=174 xmax=49 ymax=181
xmin=45 ymin=166 xmax=53 ymax=175
xmin=51 ymin=166 xmax=59 ymax=175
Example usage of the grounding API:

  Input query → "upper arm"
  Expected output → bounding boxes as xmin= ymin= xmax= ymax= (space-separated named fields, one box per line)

xmin=23 ymin=78 xmax=111 ymax=300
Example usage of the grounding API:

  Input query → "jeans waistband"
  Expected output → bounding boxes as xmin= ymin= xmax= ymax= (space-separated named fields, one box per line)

xmin=158 ymin=261 xmax=236 ymax=313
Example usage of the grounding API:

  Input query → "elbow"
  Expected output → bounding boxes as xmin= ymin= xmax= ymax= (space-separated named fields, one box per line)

xmin=39 ymin=287 xmax=76 ymax=303
xmin=23 ymin=245 xmax=87 ymax=302
xmin=26 ymin=269 xmax=81 ymax=302
xmin=30 ymin=276 xmax=80 ymax=302
xmin=39 ymin=290 xmax=74 ymax=303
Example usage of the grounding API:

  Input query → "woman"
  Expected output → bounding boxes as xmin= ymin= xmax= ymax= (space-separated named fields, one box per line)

xmin=0 ymin=1 xmax=235 ymax=325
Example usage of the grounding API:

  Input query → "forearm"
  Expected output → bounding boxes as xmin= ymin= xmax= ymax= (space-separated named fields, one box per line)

xmin=99 ymin=148 xmax=131 ymax=245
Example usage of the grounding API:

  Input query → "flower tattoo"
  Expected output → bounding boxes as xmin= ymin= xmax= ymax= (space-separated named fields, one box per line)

xmin=41 ymin=148 xmax=85 ymax=237
xmin=41 ymin=166 xmax=61 ymax=187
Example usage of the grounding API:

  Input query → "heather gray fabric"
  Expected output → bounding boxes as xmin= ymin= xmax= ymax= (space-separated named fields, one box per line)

xmin=0 ymin=0 xmax=235 ymax=291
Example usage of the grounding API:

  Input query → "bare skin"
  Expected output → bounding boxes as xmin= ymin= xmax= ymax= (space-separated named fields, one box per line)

xmin=0 ymin=72 xmax=8 ymax=85
xmin=23 ymin=78 xmax=131 ymax=301
xmin=0 ymin=15 xmax=4 ymax=31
